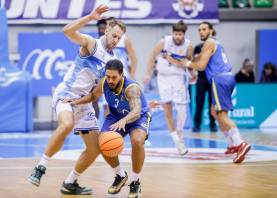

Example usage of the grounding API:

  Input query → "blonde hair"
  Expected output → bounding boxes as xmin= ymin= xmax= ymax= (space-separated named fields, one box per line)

xmin=108 ymin=19 xmax=126 ymax=32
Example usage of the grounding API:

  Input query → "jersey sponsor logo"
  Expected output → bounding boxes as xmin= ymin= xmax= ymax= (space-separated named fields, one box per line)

xmin=22 ymin=49 xmax=73 ymax=80
xmin=172 ymin=0 xmax=204 ymax=18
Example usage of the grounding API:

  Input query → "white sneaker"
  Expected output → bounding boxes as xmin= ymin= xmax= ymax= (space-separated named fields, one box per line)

xmin=176 ymin=141 xmax=188 ymax=155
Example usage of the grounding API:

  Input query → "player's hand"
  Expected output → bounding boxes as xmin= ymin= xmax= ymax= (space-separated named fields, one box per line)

xmin=62 ymin=98 xmax=79 ymax=105
xmin=182 ymin=58 xmax=191 ymax=68
xmin=110 ymin=118 xmax=127 ymax=132
xmin=148 ymin=100 xmax=160 ymax=109
xmin=62 ymin=98 xmax=73 ymax=103
xmin=89 ymin=4 xmax=109 ymax=20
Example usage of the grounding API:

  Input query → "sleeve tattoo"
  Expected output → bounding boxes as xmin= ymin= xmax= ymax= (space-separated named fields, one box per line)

xmin=124 ymin=85 xmax=142 ymax=124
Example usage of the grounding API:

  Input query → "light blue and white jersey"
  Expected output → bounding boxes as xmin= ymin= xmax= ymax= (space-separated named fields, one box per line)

xmin=53 ymin=38 xmax=117 ymax=106
xmin=156 ymin=35 xmax=191 ymax=75
xmin=205 ymin=38 xmax=232 ymax=83
xmin=113 ymin=34 xmax=130 ymax=77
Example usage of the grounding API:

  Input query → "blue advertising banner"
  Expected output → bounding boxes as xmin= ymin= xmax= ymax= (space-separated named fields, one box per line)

xmin=18 ymin=32 xmax=96 ymax=96
xmin=3 ymin=0 xmax=218 ymax=24
xmin=256 ymin=29 xmax=277 ymax=80
xmin=190 ymin=84 xmax=277 ymax=129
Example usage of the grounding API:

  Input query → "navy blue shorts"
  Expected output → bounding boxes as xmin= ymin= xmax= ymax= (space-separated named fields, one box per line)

xmin=101 ymin=113 xmax=151 ymax=138
xmin=211 ymin=74 xmax=236 ymax=112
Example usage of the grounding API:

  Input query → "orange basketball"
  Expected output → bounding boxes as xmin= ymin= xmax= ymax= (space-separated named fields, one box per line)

xmin=99 ymin=131 xmax=124 ymax=157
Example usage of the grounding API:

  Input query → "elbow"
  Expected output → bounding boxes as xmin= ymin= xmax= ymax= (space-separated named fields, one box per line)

xmin=63 ymin=25 xmax=72 ymax=36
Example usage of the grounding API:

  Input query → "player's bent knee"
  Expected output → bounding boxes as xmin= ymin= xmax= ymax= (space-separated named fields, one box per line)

xmin=57 ymin=123 xmax=74 ymax=136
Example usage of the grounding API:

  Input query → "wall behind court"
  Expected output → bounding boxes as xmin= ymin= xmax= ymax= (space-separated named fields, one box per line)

xmin=8 ymin=21 xmax=277 ymax=84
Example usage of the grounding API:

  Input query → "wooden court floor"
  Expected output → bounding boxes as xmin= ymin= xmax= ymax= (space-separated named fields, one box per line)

xmin=0 ymin=158 xmax=276 ymax=198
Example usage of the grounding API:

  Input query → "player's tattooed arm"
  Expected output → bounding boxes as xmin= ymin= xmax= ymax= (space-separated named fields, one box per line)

xmin=124 ymin=85 xmax=142 ymax=124
xmin=110 ymin=85 xmax=142 ymax=132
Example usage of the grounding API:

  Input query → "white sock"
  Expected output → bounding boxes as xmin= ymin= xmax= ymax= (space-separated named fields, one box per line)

xmin=228 ymin=128 xmax=243 ymax=146
xmin=131 ymin=172 xmax=139 ymax=182
xmin=223 ymin=131 xmax=233 ymax=147
xmin=176 ymin=104 xmax=187 ymax=132
xmin=170 ymin=131 xmax=180 ymax=145
xmin=64 ymin=169 xmax=80 ymax=184
xmin=37 ymin=154 xmax=50 ymax=168
xmin=113 ymin=165 xmax=126 ymax=177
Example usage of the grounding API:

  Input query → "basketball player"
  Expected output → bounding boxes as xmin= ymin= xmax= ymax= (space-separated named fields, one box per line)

xmin=106 ymin=17 xmax=138 ymax=79
xmin=68 ymin=59 xmax=151 ymax=198
xmin=28 ymin=5 xmax=125 ymax=195
xmin=180 ymin=21 xmax=251 ymax=163
xmin=143 ymin=20 xmax=193 ymax=155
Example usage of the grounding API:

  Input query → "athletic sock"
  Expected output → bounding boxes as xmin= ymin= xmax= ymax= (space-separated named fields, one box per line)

xmin=64 ymin=169 xmax=80 ymax=184
xmin=228 ymin=127 xmax=243 ymax=146
xmin=113 ymin=165 xmax=126 ymax=177
xmin=37 ymin=154 xmax=50 ymax=168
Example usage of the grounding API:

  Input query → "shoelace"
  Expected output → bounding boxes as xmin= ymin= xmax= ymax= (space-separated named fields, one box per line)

xmin=112 ymin=175 xmax=123 ymax=186
xmin=33 ymin=167 xmax=44 ymax=179
xmin=129 ymin=181 xmax=139 ymax=193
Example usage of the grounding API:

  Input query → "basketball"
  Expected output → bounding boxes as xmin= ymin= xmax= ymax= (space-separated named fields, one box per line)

xmin=99 ymin=131 xmax=124 ymax=157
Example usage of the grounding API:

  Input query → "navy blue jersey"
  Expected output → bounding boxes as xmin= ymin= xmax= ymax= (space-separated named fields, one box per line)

xmin=103 ymin=77 xmax=149 ymax=119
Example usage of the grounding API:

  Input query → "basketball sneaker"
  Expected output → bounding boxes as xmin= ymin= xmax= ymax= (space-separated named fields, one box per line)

xmin=60 ymin=180 xmax=92 ymax=195
xmin=108 ymin=171 xmax=128 ymax=194
xmin=176 ymin=141 xmax=188 ymax=155
xmin=224 ymin=146 xmax=238 ymax=155
xmin=233 ymin=142 xmax=251 ymax=163
xmin=28 ymin=165 xmax=46 ymax=186
xmin=128 ymin=179 xmax=141 ymax=198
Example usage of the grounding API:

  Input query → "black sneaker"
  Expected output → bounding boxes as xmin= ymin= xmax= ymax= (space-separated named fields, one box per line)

xmin=128 ymin=179 xmax=141 ymax=198
xmin=60 ymin=180 xmax=92 ymax=195
xmin=28 ymin=165 xmax=46 ymax=187
xmin=108 ymin=171 xmax=128 ymax=194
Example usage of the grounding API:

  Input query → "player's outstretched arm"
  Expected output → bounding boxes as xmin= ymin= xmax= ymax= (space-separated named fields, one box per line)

xmin=143 ymin=39 xmax=164 ymax=84
xmin=125 ymin=36 xmax=138 ymax=80
xmin=63 ymin=5 xmax=108 ymax=52
xmin=65 ymin=78 xmax=104 ymax=105
xmin=183 ymin=39 xmax=215 ymax=71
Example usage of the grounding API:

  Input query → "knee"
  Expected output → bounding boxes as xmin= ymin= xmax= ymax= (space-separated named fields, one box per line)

xmin=131 ymin=137 xmax=145 ymax=148
xmin=83 ymin=147 xmax=100 ymax=158
xmin=57 ymin=122 xmax=74 ymax=137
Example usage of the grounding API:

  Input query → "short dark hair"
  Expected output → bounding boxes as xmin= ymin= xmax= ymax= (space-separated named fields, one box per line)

xmin=200 ymin=21 xmax=216 ymax=36
xmin=96 ymin=19 xmax=107 ymax=27
xmin=172 ymin=20 xmax=187 ymax=33
xmin=105 ymin=59 xmax=123 ymax=74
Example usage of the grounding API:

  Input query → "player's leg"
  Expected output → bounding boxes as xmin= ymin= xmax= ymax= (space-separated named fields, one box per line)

xmin=28 ymin=101 xmax=74 ymax=186
xmin=193 ymin=80 xmax=206 ymax=132
xmin=212 ymin=75 xmax=251 ymax=162
xmin=61 ymin=104 xmax=100 ymax=195
xmin=171 ymin=75 xmax=189 ymax=155
xmin=173 ymin=75 xmax=190 ymax=139
xmin=61 ymin=131 xmax=100 ymax=195
xmin=101 ymin=114 xmax=128 ymax=194
xmin=157 ymin=75 xmax=186 ymax=155
xmin=128 ymin=113 xmax=150 ymax=198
